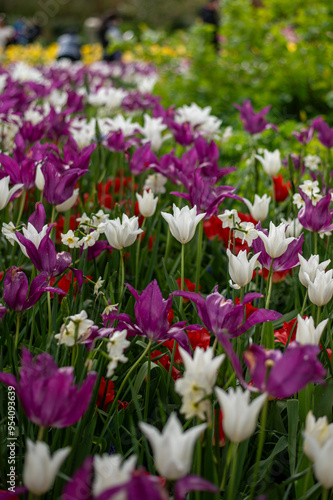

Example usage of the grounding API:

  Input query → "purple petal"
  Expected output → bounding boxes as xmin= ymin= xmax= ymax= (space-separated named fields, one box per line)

xmin=62 ymin=456 xmax=94 ymax=500
xmin=174 ymin=475 xmax=218 ymax=500
xmin=28 ymin=203 xmax=46 ymax=232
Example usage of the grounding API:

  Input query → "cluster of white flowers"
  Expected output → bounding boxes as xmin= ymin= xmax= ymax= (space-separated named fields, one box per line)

xmin=175 ymin=347 xmax=225 ymax=420
xmin=304 ymin=154 xmax=321 ymax=171
xmin=55 ymin=310 xmax=94 ymax=347
xmin=293 ymin=180 xmax=322 ymax=208
xmin=175 ymin=102 xmax=222 ymax=139
xmin=61 ymin=209 xmax=110 ymax=250
xmin=139 ymin=114 xmax=171 ymax=151
xmin=298 ymin=254 xmax=333 ymax=306
xmin=106 ymin=329 xmax=130 ymax=378
xmin=218 ymin=209 xmax=260 ymax=246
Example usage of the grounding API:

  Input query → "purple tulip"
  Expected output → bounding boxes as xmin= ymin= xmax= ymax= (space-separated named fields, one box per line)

xmin=0 ymin=348 xmax=97 ymax=428
xmin=114 ymin=280 xmax=192 ymax=352
xmin=234 ymin=100 xmax=277 ymax=135
xmin=292 ymin=127 xmax=314 ymax=145
xmin=15 ymin=225 xmax=72 ymax=278
xmin=171 ymin=169 xmax=242 ymax=218
xmin=252 ymin=223 xmax=304 ymax=271
xmin=153 ymin=150 xmax=182 ymax=185
xmin=298 ymin=190 xmax=333 ymax=233
xmin=243 ymin=343 xmax=326 ymax=399
xmin=62 ymin=459 xmax=217 ymax=500
xmin=127 ymin=143 xmax=158 ymax=175
xmin=170 ymin=121 xmax=195 ymax=146
xmin=0 ymin=152 xmax=35 ymax=190
xmin=3 ymin=267 xmax=65 ymax=312
xmin=312 ymin=117 xmax=333 ymax=148
xmin=63 ymin=138 xmax=97 ymax=172
xmin=42 ymin=160 xmax=87 ymax=206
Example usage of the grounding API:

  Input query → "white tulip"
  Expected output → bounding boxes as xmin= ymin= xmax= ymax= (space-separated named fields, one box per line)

xmin=161 ymin=204 xmax=206 ymax=244
xmin=243 ymin=194 xmax=271 ymax=222
xmin=0 ymin=176 xmax=24 ymax=210
xmin=215 ymin=387 xmax=267 ymax=443
xmin=306 ymin=268 xmax=333 ymax=306
xmin=295 ymin=315 xmax=328 ymax=345
xmin=136 ymin=189 xmax=158 ymax=218
xmin=139 ymin=114 xmax=171 ymax=151
xmin=226 ymin=249 xmax=261 ymax=288
xmin=257 ymin=221 xmax=295 ymax=258
xmin=104 ymin=214 xmax=143 ymax=250
xmin=298 ymin=254 xmax=331 ymax=288
xmin=35 ymin=162 xmax=45 ymax=191
xmin=139 ymin=413 xmax=207 ymax=480
xmin=23 ymin=440 xmax=70 ymax=495
xmin=303 ymin=411 xmax=333 ymax=462
xmin=304 ymin=434 xmax=333 ymax=489
xmin=281 ymin=218 xmax=303 ymax=238
xmin=255 ymin=149 xmax=281 ymax=176
xmin=93 ymin=454 xmax=137 ymax=498
xmin=56 ymin=188 xmax=79 ymax=212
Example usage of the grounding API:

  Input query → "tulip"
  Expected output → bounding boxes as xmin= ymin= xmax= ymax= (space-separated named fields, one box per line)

xmin=56 ymin=188 xmax=79 ymax=212
xmin=303 ymin=411 xmax=333 ymax=462
xmin=226 ymin=249 xmax=261 ymax=288
xmin=295 ymin=315 xmax=328 ymax=345
xmin=0 ymin=176 xmax=23 ymax=210
xmin=297 ymin=190 xmax=333 ymax=234
xmin=312 ymin=116 xmax=333 ymax=148
xmin=256 ymin=221 xmax=296 ymax=259
xmin=104 ymin=214 xmax=143 ymax=250
xmin=305 ymin=435 xmax=333 ymax=489
xmin=306 ymin=268 xmax=333 ymax=306
xmin=255 ymin=150 xmax=281 ymax=176
xmin=139 ymin=114 xmax=171 ymax=151
xmin=161 ymin=204 xmax=206 ymax=244
xmin=234 ymin=100 xmax=276 ymax=135
xmin=92 ymin=454 xmax=137 ymax=497
xmin=243 ymin=194 xmax=271 ymax=222
xmin=3 ymin=267 xmax=65 ymax=312
xmin=139 ymin=413 xmax=207 ymax=480
xmin=215 ymin=387 xmax=267 ymax=443
xmin=298 ymin=254 xmax=331 ymax=288
xmin=0 ymin=348 xmax=97 ymax=427
xmin=114 ymin=280 xmax=192 ymax=352
xmin=23 ymin=440 xmax=70 ymax=495
xmin=243 ymin=343 xmax=326 ymax=399
xmin=136 ymin=189 xmax=158 ymax=218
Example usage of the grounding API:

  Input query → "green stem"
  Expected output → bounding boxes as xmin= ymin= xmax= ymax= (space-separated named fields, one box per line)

xmin=16 ymin=191 xmax=26 ymax=226
xmin=322 ymin=488 xmax=329 ymax=500
xmin=107 ymin=340 xmax=152 ymax=418
xmin=300 ymin=290 xmax=308 ymax=316
xmin=250 ymin=399 xmax=269 ymax=500
xmin=15 ymin=313 xmax=20 ymax=350
xmin=135 ymin=219 xmax=145 ymax=289
xmin=316 ymin=306 xmax=321 ymax=326
xmin=180 ymin=243 xmax=185 ymax=317
xmin=265 ymin=259 xmax=274 ymax=309
xmin=118 ymin=250 xmax=125 ymax=303
xmin=164 ymin=228 xmax=172 ymax=263
xmin=37 ymin=426 xmax=45 ymax=442
xmin=47 ymin=291 xmax=52 ymax=336
xmin=227 ymin=442 xmax=239 ymax=500
xmin=220 ymin=440 xmax=235 ymax=491
xmin=143 ymin=342 xmax=151 ymax=422
xmin=166 ymin=340 xmax=177 ymax=391
xmin=195 ymin=220 xmax=204 ymax=293
xmin=314 ymin=232 xmax=318 ymax=255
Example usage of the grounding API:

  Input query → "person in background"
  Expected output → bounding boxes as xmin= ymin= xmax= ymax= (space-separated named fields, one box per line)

xmin=98 ymin=12 xmax=123 ymax=62
xmin=199 ymin=0 xmax=220 ymax=51
xmin=0 ymin=13 xmax=15 ymax=48
xmin=57 ymin=29 xmax=82 ymax=62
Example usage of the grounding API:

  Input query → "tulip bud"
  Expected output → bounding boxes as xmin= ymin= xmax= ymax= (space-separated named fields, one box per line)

xmin=255 ymin=149 xmax=281 ymax=176
xmin=243 ymin=194 xmax=271 ymax=222
xmin=227 ymin=249 xmax=260 ymax=288
xmin=136 ymin=189 xmax=158 ymax=218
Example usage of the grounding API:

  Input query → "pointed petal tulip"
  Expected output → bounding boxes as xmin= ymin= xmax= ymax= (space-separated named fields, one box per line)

xmin=307 ymin=269 xmax=333 ymax=306
xmin=244 ymin=343 xmax=326 ymax=399
xmin=298 ymin=190 xmax=333 ymax=233
xmin=28 ymin=202 xmax=46 ymax=232
xmin=298 ymin=254 xmax=331 ymax=288
xmin=23 ymin=440 xmax=70 ymax=495
xmin=174 ymin=475 xmax=218 ymax=500
xmin=234 ymin=100 xmax=276 ymax=135
xmin=243 ymin=194 xmax=271 ymax=222
xmin=295 ymin=315 xmax=328 ymax=345
xmin=0 ymin=176 xmax=23 ymax=210
xmin=305 ymin=435 xmax=333 ymax=489
xmin=227 ymin=249 xmax=261 ymax=287
xmin=313 ymin=116 xmax=333 ymax=148
xmin=255 ymin=150 xmax=281 ymax=176
xmin=0 ymin=348 xmax=97 ymax=427
xmin=139 ymin=413 xmax=207 ymax=480
xmin=104 ymin=214 xmax=143 ymax=250
xmin=215 ymin=387 xmax=267 ymax=442
xmin=161 ymin=204 xmax=206 ymax=244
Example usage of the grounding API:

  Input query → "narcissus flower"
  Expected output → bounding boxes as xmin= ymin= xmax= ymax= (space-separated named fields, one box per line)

xmin=215 ymin=387 xmax=267 ymax=443
xmin=139 ymin=413 xmax=207 ymax=480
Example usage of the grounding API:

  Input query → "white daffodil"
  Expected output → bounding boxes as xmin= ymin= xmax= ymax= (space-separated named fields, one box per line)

xmin=0 ymin=176 xmax=24 ymax=210
xmin=106 ymin=330 xmax=130 ymax=378
xmin=136 ymin=189 xmax=158 ymax=218
xmin=92 ymin=454 xmax=137 ymax=497
xmin=257 ymin=221 xmax=295 ymax=258
xmin=215 ymin=387 xmax=267 ymax=443
xmin=298 ymin=254 xmax=331 ymax=288
xmin=79 ymin=230 xmax=100 ymax=250
xmin=139 ymin=413 xmax=207 ymax=480
xmin=104 ymin=214 xmax=143 ymax=250
xmin=161 ymin=204 xmax=206 ymax=245
xmin=295 ymin=315 xmax=328 ymax=345
xmin=55 ymin=310 xmax=94 ymax=347
xmin=175 ymin=347 xmax=224 ymax=420
xmin=61 ymin=230 xmax=80 ymax=249
xmin=218 ymin=209 xmax=241 ymax=229
xmin=304 ymin=154 xmax=321 ymax=171
xmin=227 ymin=249 xmax=261 ymax=288
xmin=255 ymin=149 xmax=281 ymax=176
xmin=243 ymin=194 xmax=271 ymax=222
xmin=23 ymin=440 xmax=70 ymax=495
xmin=233 ymin=221 xmax=259 ymax=246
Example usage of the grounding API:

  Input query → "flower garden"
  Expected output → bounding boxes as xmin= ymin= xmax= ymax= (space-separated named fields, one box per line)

xmin=1 ymin=2 xmax=333 ymax=499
